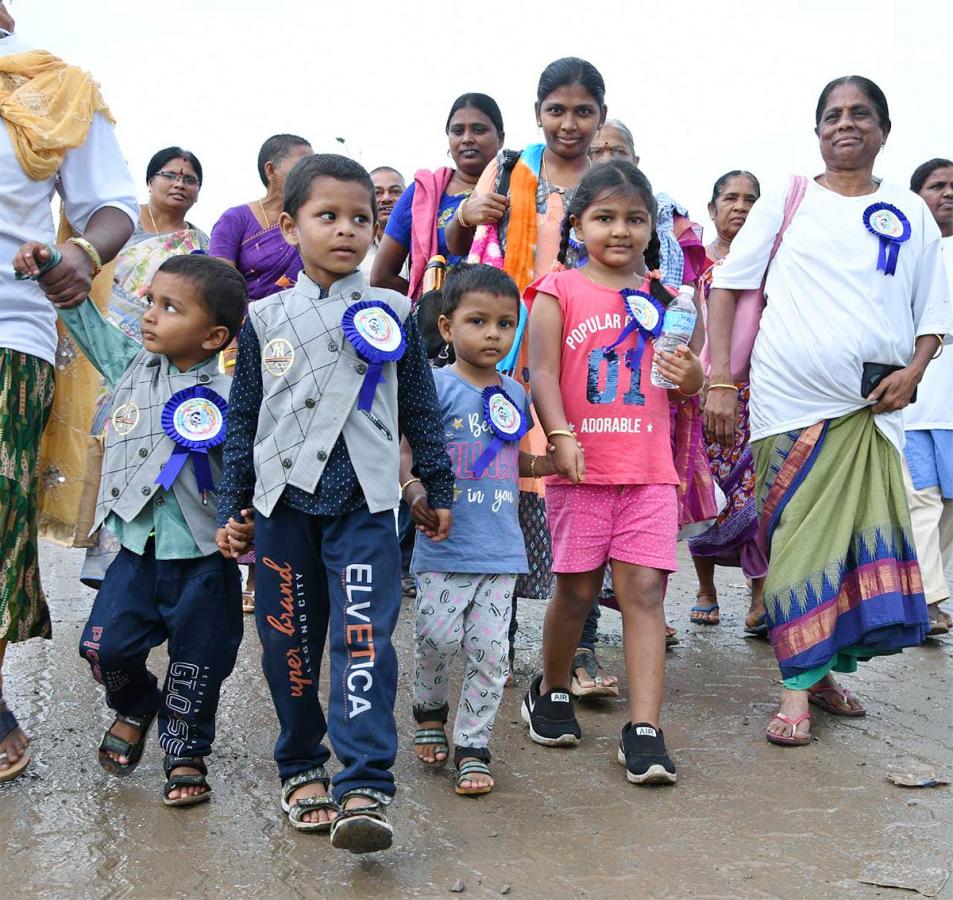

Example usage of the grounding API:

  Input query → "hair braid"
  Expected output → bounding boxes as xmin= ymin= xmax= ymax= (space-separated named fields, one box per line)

xmin=557 ymin=214 xmax=573 ymax=266
xmin=643 ymin=230 xmax=671 ymax=305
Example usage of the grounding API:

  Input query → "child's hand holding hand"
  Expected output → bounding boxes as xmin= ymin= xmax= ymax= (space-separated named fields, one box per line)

xmin=549 ymin=433 xmax=585 ymax=484
xmin=656 ymin=345 xmax=704 ymax=398
xmin=216 ymin=509 xmax=254 ymax=558
xmin=407 ymin=483 xmax=452 ymax=542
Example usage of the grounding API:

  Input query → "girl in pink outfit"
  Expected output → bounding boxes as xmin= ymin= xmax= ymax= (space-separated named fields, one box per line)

xmin=520 ymin=161 xmax=704 ymax=784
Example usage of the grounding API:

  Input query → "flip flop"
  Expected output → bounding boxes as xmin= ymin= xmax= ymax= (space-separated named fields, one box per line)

xmin=808 ymin=684 xmax=866 ymax=717
xmin=927 ymin=606 xmax=951 ymax=636
xmin=690 ymin=604 xmax=720 ymax=625
xmin=744 ymin=613 xmax=769 ymax=637
xmin=570 ymin=648 xmax=619 ymax=698
xmin=766 ymin=712 xmax=812 ymax=746
xmin=0 ymin=705 xmax=31 ymax=783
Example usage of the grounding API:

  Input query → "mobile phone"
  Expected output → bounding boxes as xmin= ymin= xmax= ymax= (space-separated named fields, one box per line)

xmin=861 ymin=362 xmax=917 ymax=404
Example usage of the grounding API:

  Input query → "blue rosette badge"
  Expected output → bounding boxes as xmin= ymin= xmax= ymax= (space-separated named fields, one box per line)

xmin=471 ymin=385 xmax=528 ymax=478
xmin=863 ymin=202 xmax=911 ymax=276
xmin=603 ymin=285 xmax=666 ymax=372
xmin=155 ymin=386 xmax=228 ymax=496
xmin=342 ymin=301 xmax=407 ymax=410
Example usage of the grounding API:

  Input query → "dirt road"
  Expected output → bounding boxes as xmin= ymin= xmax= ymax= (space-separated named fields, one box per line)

xmin=1 ymin=542 xmax=950 ymax=898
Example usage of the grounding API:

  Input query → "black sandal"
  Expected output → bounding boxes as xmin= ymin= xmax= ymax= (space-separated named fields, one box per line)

xmin=162 ymin=754 xmax=211 ymax=807
xmin=281 ymin=766 xmax=338 ymax=833
xmin=330 ymin=790 xmax=394 ymax=854
xmin=570 ymin=648 xmax=619 ymax=699
xmin=98 ymin=711 xmax=156 ymax=776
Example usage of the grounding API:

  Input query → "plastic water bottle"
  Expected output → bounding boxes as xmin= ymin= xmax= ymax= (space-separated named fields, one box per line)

xmin=651 ymin=285 xmax=697 ymax=389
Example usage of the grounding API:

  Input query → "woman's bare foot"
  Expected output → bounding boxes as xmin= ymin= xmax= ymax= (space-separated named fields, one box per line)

xmin=744 ymin=577 xmax=767 ymax=629
xmin=414 ymin=720 xmax=448 ymax=765
xmin=766 ymin=688 xmax=811 ymax=742
xmin=166 ymin=765 xmax=210 ymax=802
xmin=290 ymin=781 xmax=337 ymax=826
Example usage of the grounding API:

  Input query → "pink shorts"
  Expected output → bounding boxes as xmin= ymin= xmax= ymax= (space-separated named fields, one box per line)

xmin=545 ymin=483 xmax=678 ymax=574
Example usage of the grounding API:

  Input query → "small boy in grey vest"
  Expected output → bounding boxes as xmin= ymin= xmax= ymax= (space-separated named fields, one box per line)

xmin=216 ymin=154 xmax=453 ymax=853
xmin=48 ymin=254 xmax=251 ymax=807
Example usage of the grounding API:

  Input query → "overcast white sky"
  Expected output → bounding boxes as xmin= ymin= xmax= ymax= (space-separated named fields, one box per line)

xmin=15 ymin=0 xmax=953 ymax=234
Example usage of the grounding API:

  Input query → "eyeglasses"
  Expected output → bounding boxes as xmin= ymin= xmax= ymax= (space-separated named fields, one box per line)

xmin=154 ymin=170 xmax=200 ymax=187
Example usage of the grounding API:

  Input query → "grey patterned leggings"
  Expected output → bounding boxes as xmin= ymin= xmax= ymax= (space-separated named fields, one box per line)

xmin=413 ymin=572 xmax=516 ymax=750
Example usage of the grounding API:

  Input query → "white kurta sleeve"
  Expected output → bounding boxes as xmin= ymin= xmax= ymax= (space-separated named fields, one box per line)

xmin=710 ymin=186 xmax=785 ymax=291
xmin=58 ymin=112 xmax=138 ymax=234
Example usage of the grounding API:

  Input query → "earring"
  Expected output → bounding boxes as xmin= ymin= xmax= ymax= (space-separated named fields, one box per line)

xmin=437 ymin=343 xmax=450 ymax=360
xmin=447 ymin=149 xmax=452 ymax=157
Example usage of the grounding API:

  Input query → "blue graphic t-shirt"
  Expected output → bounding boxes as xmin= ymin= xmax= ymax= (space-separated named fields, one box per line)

xmin=411 ymin=367 xmax=530 ymax=575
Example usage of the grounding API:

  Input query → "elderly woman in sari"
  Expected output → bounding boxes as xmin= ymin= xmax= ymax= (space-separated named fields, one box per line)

xmin=80 ymin=147 xmax=209 ymax=587
xmin=0 ymin=1 xmax=137 ymax=780
xmin=705 ymin=76 xmax=952 ymax=747
xmin=209 ymin=133 xmax=312 ymax=301
xmin=209 ymin=133 xmax=312 ymax=611
xmin=688 ymin=171 xmax=767 ymax=632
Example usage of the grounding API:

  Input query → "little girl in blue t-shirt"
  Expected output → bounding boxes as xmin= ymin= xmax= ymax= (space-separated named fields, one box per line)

xmin=400 ymin=264 xmax=555 ymax=796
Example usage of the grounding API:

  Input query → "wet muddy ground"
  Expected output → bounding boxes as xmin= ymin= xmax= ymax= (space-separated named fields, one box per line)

xmin=1 ymin=541 xmax=951 ymax=899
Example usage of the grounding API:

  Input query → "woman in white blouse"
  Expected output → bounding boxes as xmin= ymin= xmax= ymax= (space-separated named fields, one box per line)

xmin=705 ymin=76 xmax=953 ymax=748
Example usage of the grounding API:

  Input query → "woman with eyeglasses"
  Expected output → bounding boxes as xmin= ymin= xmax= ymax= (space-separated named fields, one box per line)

xmin=78 ymin=147 xmax=210 ymax=588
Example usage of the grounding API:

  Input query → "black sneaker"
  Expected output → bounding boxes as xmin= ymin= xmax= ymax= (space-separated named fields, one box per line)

xmin=617 ymin=722 xmax=676 ymax=784
xmin=520 ymin=674 xmax=581 ymax=746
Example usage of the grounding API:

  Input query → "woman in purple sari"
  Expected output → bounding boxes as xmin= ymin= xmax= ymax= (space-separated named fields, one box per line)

xmin=210 ymin=133 xmax=312 ymax=300
xmin=209 ymin=133 xmax=312 ymax=612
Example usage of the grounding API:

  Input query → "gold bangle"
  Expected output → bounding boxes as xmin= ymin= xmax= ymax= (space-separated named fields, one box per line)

xmin=456 ymin=198 xmax=472 ymax=229
xmin=933 ymin=334 xmax=945 ymax=360
xmin=677 ymin=384 xmax=703 ymax=398
xmin=67 ymin=236 xmax=102 ymax=277
xmin=400 ymin=477 xmax=422 ymax=495
xmin=707 ymin=383 xmax=738 ymax=392
xmin=529 ymin=455 xmax=538 ymax=478
xmin=546 ymin=428 xmax=576 ymax=440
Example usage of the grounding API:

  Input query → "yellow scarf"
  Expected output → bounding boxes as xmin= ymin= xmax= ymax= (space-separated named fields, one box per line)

xmin=0 ymin=49 xmax=113 ymax=181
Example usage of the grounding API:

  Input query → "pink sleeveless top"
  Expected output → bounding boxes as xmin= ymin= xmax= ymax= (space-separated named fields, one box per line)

xmin=525 ymin=268 xmax=677 ymax=487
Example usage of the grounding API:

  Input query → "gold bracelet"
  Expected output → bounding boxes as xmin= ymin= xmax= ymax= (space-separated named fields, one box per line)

xmin=546 ymin=428 xmax=576 ymax=440
xmin=456 ymin=198 xmax=472 ymax=229
xmin=400 ymin=477 xmax=422 ymax=495
xmin=67 ymin=237 xmax=102 ymax=277
xmin=529 ymin=455 xmax=538 ymax=478
xmin=707 ymin=383 xmax=738 ymax=392
xmin=933 ymin=334 xmax=945 ymax=360
xmin=677 ymin=384 xmax=703 ymax=398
